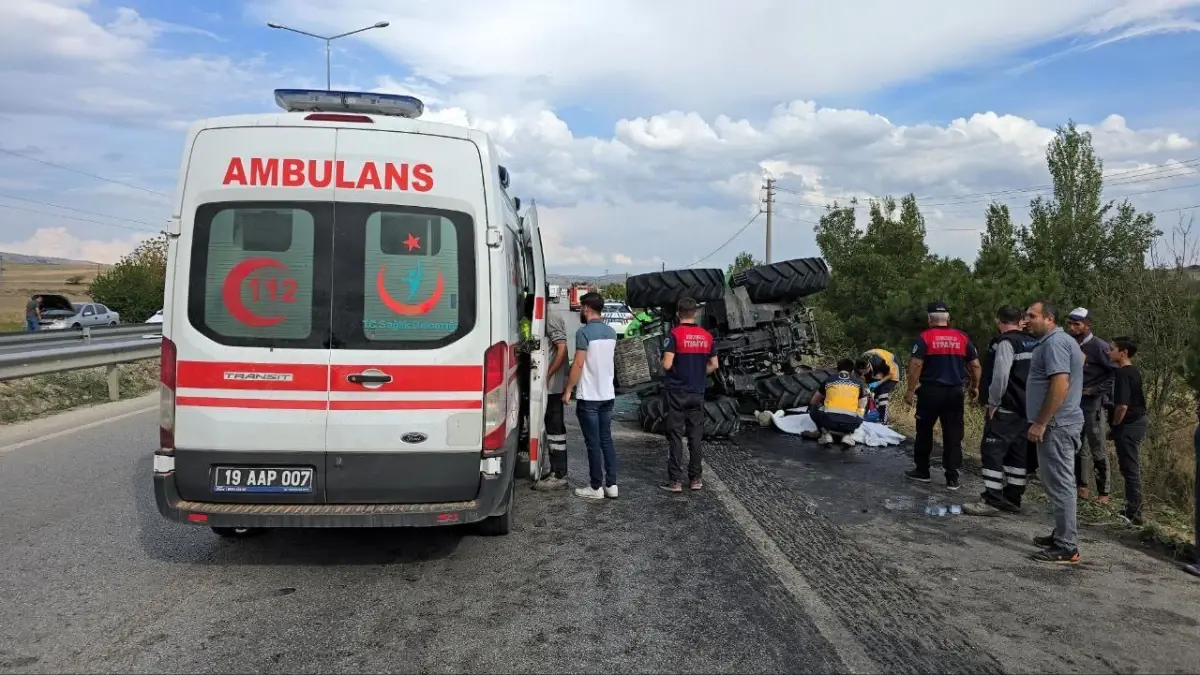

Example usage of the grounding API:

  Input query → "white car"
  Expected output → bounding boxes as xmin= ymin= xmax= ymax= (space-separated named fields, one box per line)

xmin=145 ymin=309 xmax=164 ymax=324
xmin=602 ymin=302 xmax=635 ymax=337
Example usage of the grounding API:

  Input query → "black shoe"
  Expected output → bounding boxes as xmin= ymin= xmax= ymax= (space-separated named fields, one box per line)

xmin=1031 ymin=546 xmax=1080 ymax=565
xmin=995 ymin=499 xmax=1022 ymax=514
xmin=905 ymin=469 xmax=931 ymax=483
xmin=1118 ymin=509 xmax=1145 ymax=527
xmin=1032 ymin=532 xmax=1056 ymax=548
xmin=946 ymin=477 xmax=961 ymax=491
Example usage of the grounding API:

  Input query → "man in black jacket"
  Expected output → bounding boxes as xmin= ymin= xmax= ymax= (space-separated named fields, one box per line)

xmin=965 ymin=306 xmax=1040 ymax=516
xmin=1066 ymin=307 xmax=1116 ymax=501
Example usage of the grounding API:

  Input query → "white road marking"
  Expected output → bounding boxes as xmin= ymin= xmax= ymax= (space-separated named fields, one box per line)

xmin=703 ymin=463 xmax=879 ymax=675
xmin=0 ymin=404 xmax=156 ymax=454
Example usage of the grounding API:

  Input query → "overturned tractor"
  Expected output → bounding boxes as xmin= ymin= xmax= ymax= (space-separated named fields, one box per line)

xmin=615 ymin=257 xmax=837 ymax=439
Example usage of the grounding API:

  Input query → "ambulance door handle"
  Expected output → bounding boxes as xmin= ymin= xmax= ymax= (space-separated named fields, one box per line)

xmin=347 ymin=372 xmax=392 ymax=385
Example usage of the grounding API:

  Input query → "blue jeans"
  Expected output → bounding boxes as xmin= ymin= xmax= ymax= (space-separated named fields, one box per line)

xmin=576 ymin=399 xmax=617 ymax=490
xmin=26 ymin=318 xmax=38 ymax=332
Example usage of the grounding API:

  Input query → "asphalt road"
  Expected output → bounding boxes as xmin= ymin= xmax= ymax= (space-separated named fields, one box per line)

xmin=2 ymin=308 xmax=1200 ymax=674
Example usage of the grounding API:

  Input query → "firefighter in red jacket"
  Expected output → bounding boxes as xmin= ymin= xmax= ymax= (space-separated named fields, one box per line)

xmin=903 ymin=301 xmax=982 ymax=491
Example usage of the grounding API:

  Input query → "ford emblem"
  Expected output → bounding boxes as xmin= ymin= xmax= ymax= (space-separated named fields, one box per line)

xmin=401 ymin=432 xmax=428 ymax=444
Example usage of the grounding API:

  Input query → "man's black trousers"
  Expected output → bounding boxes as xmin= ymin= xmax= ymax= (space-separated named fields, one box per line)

xmin=664 ymin=388 xmax=705 ymax=483
xmin=913 ymin=383 xmax=965 ymax=480
xmin=544 ymin=395 xmax=568 ymax=478
xmin=979 ymin=410 xmax=1030 ymax=507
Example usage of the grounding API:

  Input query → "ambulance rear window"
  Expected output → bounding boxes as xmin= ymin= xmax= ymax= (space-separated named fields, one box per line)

xmin=188 ymin=202 xmax=330 ymax=349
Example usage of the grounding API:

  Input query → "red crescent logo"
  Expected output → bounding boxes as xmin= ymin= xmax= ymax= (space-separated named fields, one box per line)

xmin=222 ymin=258 xmax=287 ymax=327
xmin=376 ymin=264 xmax=445 ymax=316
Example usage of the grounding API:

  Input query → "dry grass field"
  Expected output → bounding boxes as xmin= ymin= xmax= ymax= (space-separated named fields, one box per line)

xmin=0 ymin=261 xmax=109 ymax=331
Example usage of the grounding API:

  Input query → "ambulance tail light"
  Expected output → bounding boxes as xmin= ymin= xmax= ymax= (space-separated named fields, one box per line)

xmin=482 ymin=341 xmax=509 ymax=454
xmin=159 ymin=337 xmax=177 ymax=454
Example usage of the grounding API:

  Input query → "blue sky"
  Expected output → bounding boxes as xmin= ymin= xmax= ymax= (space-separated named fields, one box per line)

xmin=1 ymin=0 xmax=1199 ymax=273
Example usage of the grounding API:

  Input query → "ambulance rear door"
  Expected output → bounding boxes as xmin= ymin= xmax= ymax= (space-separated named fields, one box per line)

xmin=168 ymin=126 xmax=335 ymax=505
xmin=323 ymin=127 xmax=492 ymax=504
xmin=521 ymin=203 xmax=550 ymax=480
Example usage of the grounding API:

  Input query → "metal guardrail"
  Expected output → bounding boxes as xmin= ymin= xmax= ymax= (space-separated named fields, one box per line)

xmin=0 ymin=338 xmax=162 ymax=401
xmin=0 ymin=323 xmax=161 ymax=349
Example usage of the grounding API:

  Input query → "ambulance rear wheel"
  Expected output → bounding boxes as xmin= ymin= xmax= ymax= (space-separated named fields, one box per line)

xmin=477 ymin=479 xmax=514 ymax=536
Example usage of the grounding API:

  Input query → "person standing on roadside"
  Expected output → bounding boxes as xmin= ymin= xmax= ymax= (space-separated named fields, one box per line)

xmin=1024 ymin=300 xmax=1085 ymax=565
xmin=658 ymin=297 xmax=719 ymax=493
xmin=964 ymin=305 xmax=1039 ymax=516
xmin=1107 ymin=336 xmax=1148 ymax=526
xmin=1066 ymin=307 xmax=1116 ymax=501
xmin=534 ymin=307 xmax=571 ymax=491
xmin=25 ymin=295 xmax=41 ymax=332
xmin=904 ymin=301 xmax=981 ymax=491
xmin=1182 ymin=402 xmax=1200 ymax=579
xmin=563 ymin=292 xmax=619 ymax=500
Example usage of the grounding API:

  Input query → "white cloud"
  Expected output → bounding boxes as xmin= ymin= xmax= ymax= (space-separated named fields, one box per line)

xmin=1 ymin=0 xmax=1199 ymax=276
xmin=253 ymin=0 xmax=1200 ymax=111
xmin=0 ymin=227 xmax=152 ymax=264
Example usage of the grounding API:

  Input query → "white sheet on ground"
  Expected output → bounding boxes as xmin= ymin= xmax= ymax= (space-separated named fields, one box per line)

xmin=768 ymin=408 xmax=905 ymax=447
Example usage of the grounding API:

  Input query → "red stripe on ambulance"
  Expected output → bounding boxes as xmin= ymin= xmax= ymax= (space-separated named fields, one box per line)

xmin=221 ymin=157 xmax=434 ymax=192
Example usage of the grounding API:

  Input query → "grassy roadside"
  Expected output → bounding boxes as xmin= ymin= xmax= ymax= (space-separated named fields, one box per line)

xmin=888 ymin=395 xmax=1197 ymax=560
xmin=0 ymin=362 xmax=159 ymax=425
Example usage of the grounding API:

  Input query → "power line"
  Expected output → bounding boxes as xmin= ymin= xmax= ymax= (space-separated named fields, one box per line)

xmin=773 ymin=156 xmax=1200 ymax=208
xmin=0 ymin=194 xmax=161 ymax=229
xmin=0 ymin=203 xmax=160 ymax=234
xmin=0 ymin=147 xmax=169 ymax=197
xmin=687 ymin=211 xmax=762 ymax=268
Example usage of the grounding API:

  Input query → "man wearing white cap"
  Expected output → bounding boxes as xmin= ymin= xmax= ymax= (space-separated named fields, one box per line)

xmin=1066 ymin=307 xmax=1116 ymax=501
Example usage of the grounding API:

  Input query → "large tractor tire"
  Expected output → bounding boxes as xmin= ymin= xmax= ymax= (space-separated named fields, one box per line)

xmin=626 ymin=269 xmax=726 ymax=308
xmin=755 ymin=368 xmax=837 ymax=413
xmin=729 ymin=257 xmax=831 ymax=303
xmin=637 ymin=395 xmax=741 ymax=439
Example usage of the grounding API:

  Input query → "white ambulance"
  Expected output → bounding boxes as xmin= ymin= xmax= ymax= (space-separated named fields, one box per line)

xmin=153 ymin=89 xmax=553 ymax=537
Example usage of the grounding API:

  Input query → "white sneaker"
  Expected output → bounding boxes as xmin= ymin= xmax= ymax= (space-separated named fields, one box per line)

xmin=575 ymin=486 xmax=605 ymax=500
xmin=841 ymin=435 xmax=857 ymax=447
xmin=818 ymin=432 xmax=833 ymax=445
xmin=604 ymin=485 xmax=619 ymax=499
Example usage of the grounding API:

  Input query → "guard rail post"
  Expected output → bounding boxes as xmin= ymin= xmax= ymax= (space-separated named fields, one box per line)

xmin=107 ymin=364 xmax=120 ymax=401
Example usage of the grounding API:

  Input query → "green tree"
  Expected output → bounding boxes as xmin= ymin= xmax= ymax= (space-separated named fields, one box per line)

xmin=600 ymin=282 xmax=626 ymax=302
xmin=728 ymin=250 xmax=762 ymax=277
xmin=1018 ymin=121 xmax=1159 ymax=307
xmin=89 ymin=235 xmax=167 ymax=323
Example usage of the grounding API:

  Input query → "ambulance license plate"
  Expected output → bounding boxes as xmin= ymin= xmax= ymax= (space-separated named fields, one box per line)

xmin=212 ymin=467 xmax=314 ymax=494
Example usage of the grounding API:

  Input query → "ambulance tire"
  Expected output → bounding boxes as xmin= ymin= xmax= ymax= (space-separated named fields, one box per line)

xmin=729 ymin=257 xmax=831 ymax=303
xmin=756 ymin=368 xmax=837 ymax=413
xmin=637 ymin=395 xmax=741 ymax=439
xmin=626 ymin=268 xmax=726 ymax=308
xmin=477 ymin=478 xmax=514 ymax=536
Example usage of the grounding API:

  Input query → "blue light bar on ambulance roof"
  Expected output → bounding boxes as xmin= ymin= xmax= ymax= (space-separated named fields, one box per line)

xmin=274 ymin=89 xmax=425 ymax=119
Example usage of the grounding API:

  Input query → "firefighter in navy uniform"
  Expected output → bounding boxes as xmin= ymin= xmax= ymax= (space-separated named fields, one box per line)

xmin=904 ymin=301 xmax=982 ymax=491
xmin=964 ymin=306 xmax=1039 ymax=516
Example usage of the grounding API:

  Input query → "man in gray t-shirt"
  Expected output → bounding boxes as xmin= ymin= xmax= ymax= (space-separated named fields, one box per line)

xmin=535 ymin=310 xmax=571 ymax=490
xmin=1024 ymin=300 xmax=1085 ymax=565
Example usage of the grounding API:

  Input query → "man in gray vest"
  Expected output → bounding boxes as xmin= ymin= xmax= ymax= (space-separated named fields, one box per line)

xmin=1024 ymin=300 xmax=1085 ymax=565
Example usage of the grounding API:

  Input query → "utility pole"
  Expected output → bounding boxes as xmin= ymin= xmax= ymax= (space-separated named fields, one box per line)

xmin=764 ymin=177 xmax=775 ymax=264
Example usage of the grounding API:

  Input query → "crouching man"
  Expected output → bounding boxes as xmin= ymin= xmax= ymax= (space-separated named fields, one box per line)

xmin=808 ymin=358 xmax=869 ymax=449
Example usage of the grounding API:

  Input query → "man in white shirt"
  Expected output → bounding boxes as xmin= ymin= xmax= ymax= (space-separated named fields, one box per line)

xmin=563 ymin=292 xmax=619 ymax=500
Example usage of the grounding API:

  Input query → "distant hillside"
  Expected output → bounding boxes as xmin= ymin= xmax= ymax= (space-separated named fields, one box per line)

xmin=0 ymin=252 xmax=100 ymax=266
xmin=547 ymin=272 xmax=634 ymax=287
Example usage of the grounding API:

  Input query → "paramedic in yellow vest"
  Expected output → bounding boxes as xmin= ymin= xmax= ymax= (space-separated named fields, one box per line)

xmin=808 ymin=358 xmax=869 ymax=449
xmin=859 ymin=347 xmax=901 ymax=424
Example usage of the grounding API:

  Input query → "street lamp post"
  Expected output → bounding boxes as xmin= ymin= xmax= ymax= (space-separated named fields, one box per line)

xmin=267 ymin=21 xmax=390 ymax=90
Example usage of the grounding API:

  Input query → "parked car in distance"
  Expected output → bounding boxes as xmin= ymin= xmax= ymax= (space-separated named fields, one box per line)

xmin=145 ymin=309 xmax=164 ymax=324
xmin=34 ymin=294 xmax=121 ymax=330
xmin=602 ymin=301 xmax=636 ymax=338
